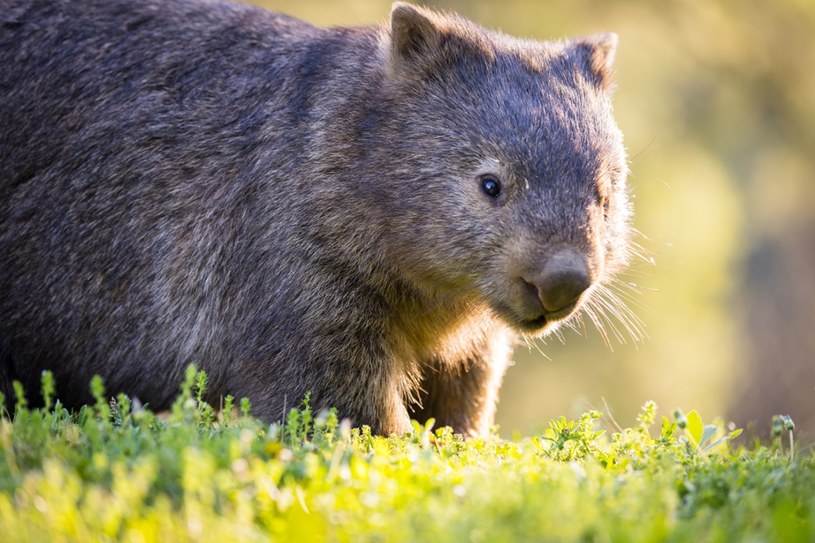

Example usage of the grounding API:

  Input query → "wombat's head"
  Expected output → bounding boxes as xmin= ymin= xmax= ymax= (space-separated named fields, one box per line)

xmin=378 ymin=3 xmax=633 ymax=337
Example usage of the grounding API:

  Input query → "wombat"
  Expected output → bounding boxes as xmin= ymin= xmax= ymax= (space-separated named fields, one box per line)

xmin=0 ymin=0 xmax=632 ymax=436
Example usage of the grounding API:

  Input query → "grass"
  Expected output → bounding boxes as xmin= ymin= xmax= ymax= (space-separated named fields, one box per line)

xmin=0 ymin=367 xmax=812 ymax=542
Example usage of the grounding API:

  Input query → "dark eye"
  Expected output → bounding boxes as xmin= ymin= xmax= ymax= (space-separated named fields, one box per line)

xmin=480 ymin=175 xmax=502 ymax=198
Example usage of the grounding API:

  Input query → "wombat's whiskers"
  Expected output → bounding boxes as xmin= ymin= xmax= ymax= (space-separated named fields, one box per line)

xmin=582 ymin=282 xmax=646 ymax=349
xmin=626 ymin=235 xmax=653 ymax=267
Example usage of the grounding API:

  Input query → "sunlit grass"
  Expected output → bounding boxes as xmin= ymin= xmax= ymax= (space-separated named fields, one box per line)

xmin=0 ymin=368 xmax=812 ymax=542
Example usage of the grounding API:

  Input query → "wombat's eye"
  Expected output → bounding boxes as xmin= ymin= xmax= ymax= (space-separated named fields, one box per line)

xmin=480 ymin=175 xmax=502 ymax=198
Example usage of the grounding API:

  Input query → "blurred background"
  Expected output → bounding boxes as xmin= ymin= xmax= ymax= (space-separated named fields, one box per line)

xmin=248 ymin=0 xmax=815 ymax=439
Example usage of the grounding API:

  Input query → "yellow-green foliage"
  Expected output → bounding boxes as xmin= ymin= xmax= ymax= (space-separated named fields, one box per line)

xmin=0 ymin=371 xmax=812 ymax=542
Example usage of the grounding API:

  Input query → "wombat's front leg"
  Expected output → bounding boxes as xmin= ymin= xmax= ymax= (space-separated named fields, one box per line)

xmin=235 ymin=339 xmax=414 ymax=436
xmin=325 ymin=372 xmax=414 ymax=436
xmin=410 ymin=345 xmax=511 ymax=437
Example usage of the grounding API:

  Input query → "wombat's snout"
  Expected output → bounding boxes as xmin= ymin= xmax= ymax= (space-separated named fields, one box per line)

xmin=524 ymin=249 xmax=591 ymax=318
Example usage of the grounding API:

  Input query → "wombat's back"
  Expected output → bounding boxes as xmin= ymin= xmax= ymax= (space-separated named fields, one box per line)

xmin=0 ymin=0 xmax=321 ymax=188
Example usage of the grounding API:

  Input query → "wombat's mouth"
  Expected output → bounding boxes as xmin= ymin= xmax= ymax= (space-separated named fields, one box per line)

xmin=519 ymin=315 xmax=550 ymax=332
xmin=514 ymin=301 xmax=580 ymax=334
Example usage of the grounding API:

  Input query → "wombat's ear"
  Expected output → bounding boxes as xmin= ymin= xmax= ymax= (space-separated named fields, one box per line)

xmin=388 ymin=2 xmax=442 ymax=71
xmin=576 ymin=33 xmax=618 ymax=93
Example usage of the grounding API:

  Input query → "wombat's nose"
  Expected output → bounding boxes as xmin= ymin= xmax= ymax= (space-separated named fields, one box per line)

xmin=525 ymin=249 xmax=591 ymax=314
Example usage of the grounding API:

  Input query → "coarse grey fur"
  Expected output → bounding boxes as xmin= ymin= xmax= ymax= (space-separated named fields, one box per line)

xmin=0 ymin=0 xmax=632 ymax=435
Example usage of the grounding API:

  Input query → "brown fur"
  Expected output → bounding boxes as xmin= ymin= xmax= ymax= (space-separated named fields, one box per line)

xmin=0 ymin=0 xmax=631 ymax=436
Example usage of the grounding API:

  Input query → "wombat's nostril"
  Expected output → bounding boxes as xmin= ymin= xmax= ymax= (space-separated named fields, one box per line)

xmin=526 ymin=249 xmax=591 ymax=314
